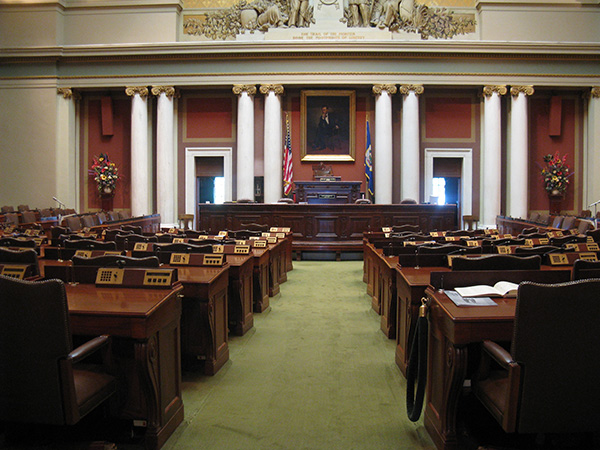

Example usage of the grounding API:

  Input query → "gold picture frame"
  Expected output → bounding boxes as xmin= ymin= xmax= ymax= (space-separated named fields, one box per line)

xmin=301 ymin=90 xmax=356 ymax=162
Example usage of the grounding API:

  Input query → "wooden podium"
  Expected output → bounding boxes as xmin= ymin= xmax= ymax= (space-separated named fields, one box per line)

xmin=294 ymin=180 xmax=362 ymax=204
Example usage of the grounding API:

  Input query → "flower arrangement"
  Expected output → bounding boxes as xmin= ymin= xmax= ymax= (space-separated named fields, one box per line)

xmin=541 ymin=152 xmax=571 ymax=195
xmin=91 ymin=153 xmax=119 ymax=195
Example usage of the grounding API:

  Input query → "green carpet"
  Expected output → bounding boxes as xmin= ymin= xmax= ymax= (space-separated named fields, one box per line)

xmin=164 ymin=261 xmax=435 ymax=450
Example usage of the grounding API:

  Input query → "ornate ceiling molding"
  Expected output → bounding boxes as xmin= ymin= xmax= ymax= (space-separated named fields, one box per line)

xmin=483 ymin=85 xmax=507 ymax=97
xmin=125 ymin=86 xmax=149 ymax=97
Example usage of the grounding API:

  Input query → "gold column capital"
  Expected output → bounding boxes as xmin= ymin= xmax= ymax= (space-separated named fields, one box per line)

xmin=259 ymin=84 xmax=284 ymax=96
xmin=590 ymin=87 xmax=600 ymax=99
xmin=399 ymin=84 xmax=424 ymax=96
xmin=510 ymin=85 xmax=535 ymax=98
xmin=372 ymin=84 xmax=398 ymax=96
xmin=151 ymin=86 xmax=177 ymax=98
xmin=57 ymin=88 xmax=81 ymax=100
xmin=125 ymin=86 xmax=149 ymax=98
xmin=233 ymin=85 xmax=257 ymax=96
xmin=483 ymin=85 xmax=507 ymax=98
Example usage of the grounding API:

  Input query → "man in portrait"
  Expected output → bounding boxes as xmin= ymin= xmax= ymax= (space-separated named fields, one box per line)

xmin=314 ymin=105 xmax=340 ymax=151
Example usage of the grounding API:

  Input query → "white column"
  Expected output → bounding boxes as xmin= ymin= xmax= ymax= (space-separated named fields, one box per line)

xmin=260 ymin=84 xmax=284 ymax=204
xmin=233 ymin=84 xmax=257 ymax=201
xmin=372 ymin=84 xmax=397 ymax=204
xmin=152 ymin=86 xmax=177 ymax=227
xmin=508 ymin=86 xmax=534 ymax=220
xmin=400 ymin=84 xmax=424 ymax=202
xmin=586 ymin=87 xmax=600 ymax=215
xmin=481 ymin=85 xmax=507 ymax=228
xmin=55 ymin=88 xmax=80 ymax=210
xmin=126 ymin=86 xmax=151 ymax=217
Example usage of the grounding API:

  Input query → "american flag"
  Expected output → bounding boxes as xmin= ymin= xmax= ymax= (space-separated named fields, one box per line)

xmin=283 ymin=115 xmax=293 ymax=196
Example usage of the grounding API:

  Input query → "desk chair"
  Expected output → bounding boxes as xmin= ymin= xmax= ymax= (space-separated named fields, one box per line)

xmin=354 ymin=198 xmax=371 ymax=204
xmin=65 ymin=215 xmax=82 ymax=232
xmin=278 ymin=198 xmax=295 ymax=204
xmin=462 ymin=215 xmax=479 ymax=231
xmin=549 ymin=235 xmax=586 ymax=247
xmin=178 ymin=214 xmax=194 ymax=230
xmin=0 ymin=247 xmax=40 ymax=276
xmin=115 ymin=233 xmax=157 ymax=250
xmin=21 ymin=210 xmax=37 ymax=223
xmin=519 ymin=226 xmax=540 ymax=235
xmin=4 ymin=212 xmax=19 ymax=226
xmin=184 ymin=230 xmax=208 ymax=239
xmin=104 ymin=229 xmax=132 ymax=242
xmin=0 ymin=276 xmax=117 ymax=426
xmin=0 ymin=237 xmax=37 ymax=248
xmin=472 ymin=279 xmax=600 ymax=434
xmin=240 ymin=223 xmax=269 ymax=232
xmin=154 ymin=243 xmax=212 ymax=263
xmin=64 ymin=239 xmax=117 ymax=251
xmin=572 ymin=259 xmax=600 ymax=281
xmin=17 ymin=204 xmax=30 ymax=212
xmin=121 ymin=225 xmax=142 ymax=234
xmin=1 ymin=205 xmax=15 ymax=213
xmin=451 ymin=254 xmax=541 ymax=271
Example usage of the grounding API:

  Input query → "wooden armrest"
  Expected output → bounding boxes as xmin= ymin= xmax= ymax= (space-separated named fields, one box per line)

xmin=482 ymin=340 xmax=515 ymax=370
xmin=68 ymin=335 xmax=111 ymax=364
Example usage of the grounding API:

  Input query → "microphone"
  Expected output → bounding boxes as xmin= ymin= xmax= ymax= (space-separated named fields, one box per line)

xmin=52 ymin=196 xmax=66 ymax=208
xmin=588 ymin=200 xmax=600 ymax=207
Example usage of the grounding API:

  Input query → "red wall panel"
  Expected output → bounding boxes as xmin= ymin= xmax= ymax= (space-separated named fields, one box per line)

xmin=528 ymin=96 xmax=577 ymax=213
xmin=185 ymin=97 xmax=233 ymax=140
xmin=424 ymin=97 xmax=473 ymax=140
xmin=84 ymin=97 xmax=131 ymax=211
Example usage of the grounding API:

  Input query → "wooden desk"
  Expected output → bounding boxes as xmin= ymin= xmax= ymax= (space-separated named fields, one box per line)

xmin=294 ymin=180 xmax=362 ymax=204
xmin=167 ymin=265 xmax=230 ymax=376
xmin=65 ymin=284 xmax=183 ymax=450
xmin=422 ymin=269 xmax=572 ymax=450
xmin=251 ymin=247 xmax=270 ymax=312
xmin=225 ymin=254 xmax=254 ymax=335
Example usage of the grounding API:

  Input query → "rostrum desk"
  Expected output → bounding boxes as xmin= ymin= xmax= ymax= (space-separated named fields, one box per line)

xmin=65 ymin=283 xmax=183 ymax=450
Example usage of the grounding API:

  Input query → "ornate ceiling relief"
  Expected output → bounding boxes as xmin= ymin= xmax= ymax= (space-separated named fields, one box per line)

xmin=184 ymin=0 xmax=475 ymax=39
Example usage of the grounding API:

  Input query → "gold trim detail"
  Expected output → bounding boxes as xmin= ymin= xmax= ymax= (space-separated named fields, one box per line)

xmin=259 ymin=84 xmax=284 ymax=95
xmin=483 ymin=85 xmax=507 ymax=97
xmin=399 ymin=84 xmax=425 ymax=95
xmin=57 ymin=88 xmax=81 ymax=100
xmin=591 ymin=87 xmax=600 ymax=99
xmin=232 ymin=84 xmax=257 ymax=96
xmin=125 ymin=86 xmax=149 ymax=98
xmin=151 ymin=86 xmax=177 ymax=98
xmin=372 ymin=84 xmax=398 ymax=96
xmin=510 ymin=85 xmax=534 ymax=97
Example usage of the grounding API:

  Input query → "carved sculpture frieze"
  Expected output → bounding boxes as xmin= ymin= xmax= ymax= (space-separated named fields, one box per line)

xmin=341 ymin=0 xmax=476 ymax=39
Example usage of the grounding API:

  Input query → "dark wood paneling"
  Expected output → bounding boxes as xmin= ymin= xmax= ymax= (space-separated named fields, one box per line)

xmin=197 ymin=204 xmax=458 ymax=244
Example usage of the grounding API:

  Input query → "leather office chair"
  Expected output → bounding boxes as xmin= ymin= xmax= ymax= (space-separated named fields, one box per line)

xmin=119 ymin=210 xmax=131 ymax=220
xmin=560 ymin=215 xmax=576 ymax=230
xmin=0 ymin=237 xmax=37 ymax=248
xmin=240 ymin=223 xmax=269 ymax=232
xmin=519 ymin=226 xmax=540 ymax=235
xmin=528 ymin=212 xmax=540 ymax=222
xmin=576 ymin=219 xmax=594 ymax=235
xmin=572 ymin=259 xmax=600 ymax=281
xmin=4 ymin=212 xmax=20 ymax=226
xmin=21 ymin=211 xmax=37 ymax=223
xmin=65 ymin=215 xmax=83 ymax=232
xmin=0 ymin=247 xmax=40 ymax=276
xmin=391 ymin=224 xmax=420 ymax=234
xmin=157 ymin=233 xmax=181 ymax=243
xmin=399 ymin=198 xmax=418 ymax=204
xmin=514 ymin=245 xmax=562 ymax=256
xmin=278 ymin=198 xmax=295 ymax=204
xmin=550 ymin=215 xmax=564 ymax=228
xmin=549 ymin=235 xmax=585 ymax=247
xmin=230 ymin=230 xmax=262 ymax=239
xmin=184 ymin=230 xmax=208 ymax=239
xmin=585 ymin=228 xmax=600 ymax=243
xmin=451 ymin=254 xmax=541 ymax=271
xmin=472 ymin=279 xmax=600 ymax=434
xmin=104 ymin=228 xmax=132 ymax=242
xmin=354 ymin=198 xmax=371 ymax=204
xmin=462 ymin=215 xmax=479 ymax=231
xmin=64 ymin=239 xmax=117 ymax=251
xmin=580 ymin=209 xmax=592 ymax=218
xmin=17 ymin=204 xmax=30 ymax=212
xmin=115 ymin=233 xmax=157 ymax=250
xmin=1 ymin=205 xmax=15 ymax=213
xmin=154 ymin=243 xmax=213 ymax=263
xmin=0 ymin=275 xmax=117 ymax=426
xmin=121 ymin=225 xmax=142 ymax=234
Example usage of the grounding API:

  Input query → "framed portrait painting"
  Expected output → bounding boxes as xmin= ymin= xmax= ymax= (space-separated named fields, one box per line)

xmin=301 ymin=90 xmax=356 ymax=162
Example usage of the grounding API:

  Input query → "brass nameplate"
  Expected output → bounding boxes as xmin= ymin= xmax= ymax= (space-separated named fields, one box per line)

xmin=381 ymin=227 xmax=391 ymax=233
xmin=587 ymin=243 xmax=599 ymax=251
xmin=212 ymin=244 xmax=224 ymax=253
xmin=104 ymin=251 xmax=122 ymax=256
xmin=173 ymin=237 xmax=185 ymax=243
xmin=497 ymin=246 xmax=511 ymax=254
xmin=196 ymin=235 xmax=208 ymax=240
xmin=267 ymin=236 xmax=277 ymax=244
xmin=580 ymin=252 xmax=598 ymax=262
xmin=170 ymin=253 xmax=190 ymax=265
xmin=262 ymin=232 xmax=270 ymax=237
xmin=276 ymin=232 xmax=285 ymax=239
xmin=466 ymin=240 xmax=480 ymax=247
xmin=168 ymin=228 xmax=177 ymax=234
xmin=253 ymin=240 xmax=267 ymax=248
xmin=235 ymin=240 xmax=247 ymax=245
xmin=218 ymin=231 xmax=228 ymax=237
xmin=74 ymin=250 xmax=92 ymax=258
xmin=133 ymin=242 xmax=148 ymax=251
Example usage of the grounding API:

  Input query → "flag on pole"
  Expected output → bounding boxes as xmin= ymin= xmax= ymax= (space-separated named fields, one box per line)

xmin=364 ymin=119 xmax=374 ymax=201
xmin=283 ymin=115 xmax=294 ymax=196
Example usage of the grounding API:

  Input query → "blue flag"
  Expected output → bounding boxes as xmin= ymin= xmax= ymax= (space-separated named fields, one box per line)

xmin=364 ymin=120 xmax=374 ymax=201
